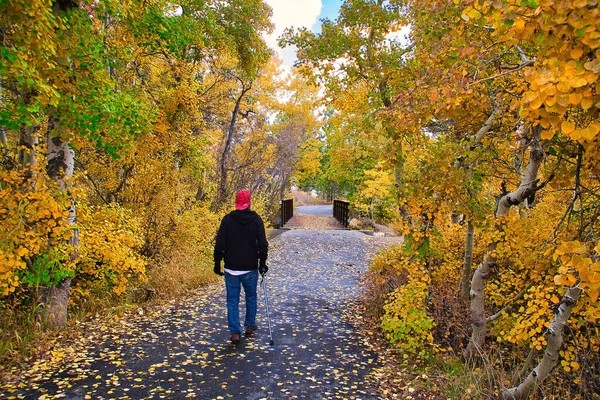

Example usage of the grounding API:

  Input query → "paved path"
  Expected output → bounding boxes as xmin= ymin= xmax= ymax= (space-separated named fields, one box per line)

xmin=284 ymin=205 xmax=343 ymax=230
xmin=295 ymin=205 xmax=333 ymax=217
xmin=4 ymin=228 xmax=400 ymax=399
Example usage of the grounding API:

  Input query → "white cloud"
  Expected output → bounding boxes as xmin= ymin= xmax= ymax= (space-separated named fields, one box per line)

xmin=264 ymin=0 xmax=322 ymax=69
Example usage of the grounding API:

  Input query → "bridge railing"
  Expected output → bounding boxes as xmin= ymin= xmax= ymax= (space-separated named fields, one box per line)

xmin=333 ymin=199 xmax=350 ymax=228
xmin=280 ymin=198 xmax=294 ymax=227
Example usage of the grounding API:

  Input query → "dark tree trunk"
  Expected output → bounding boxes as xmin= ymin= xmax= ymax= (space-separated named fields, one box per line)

xmin=217 ymin=80 xmax=251 ymax=206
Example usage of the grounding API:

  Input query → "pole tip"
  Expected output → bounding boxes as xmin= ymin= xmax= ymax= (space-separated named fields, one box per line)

xmin=269 ymin=340 xmax=274 ymax=346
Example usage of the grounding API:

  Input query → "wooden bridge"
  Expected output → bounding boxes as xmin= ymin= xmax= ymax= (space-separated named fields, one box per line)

xmin=279 ymin=199 xmax=350 ymax=230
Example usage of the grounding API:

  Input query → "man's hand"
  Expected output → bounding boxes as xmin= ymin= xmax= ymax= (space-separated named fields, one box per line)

xmin=259 ymin=262 xmax=268 ymax=275
xmin=214 ymin=264 xmax=224 ymax=276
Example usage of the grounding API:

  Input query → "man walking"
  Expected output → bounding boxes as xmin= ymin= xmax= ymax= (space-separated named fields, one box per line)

xmin=214 ymin=190 xmax=269 ymax=345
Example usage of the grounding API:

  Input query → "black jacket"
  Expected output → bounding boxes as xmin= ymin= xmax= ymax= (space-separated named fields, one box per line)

xmin=214 ymin=209 xmax=268 ymax=271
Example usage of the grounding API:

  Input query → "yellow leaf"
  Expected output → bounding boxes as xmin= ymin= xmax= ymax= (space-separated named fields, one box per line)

xmin=514 ymin=19 xmax=525 ymax=32
xmin=571 ymin=361 xmax=580 ymax=371
xmin=569 ymin=93 xmax=582 ymax=105
xmin=557 ymin=81 xmax=571 ymax=93
xmin=571 ymin=128 xmax=584 ymax=141
xmin=545 ymin=96 xmax=557 ymax=107
xmin=570 ymin=48 xmax=583 ymax=59
xmin=540 ymin=118 xmax=551 ymax=128
xmin=467 ymin=8 xmax=482 ymax=20
xmin=554 ymin=274 xmax=570 ymax=286
xmin=573 ymin=78 xmax=588 ymax=88
xmin=580 ymin=126 xmax=597 ymax=141
xmin=544 ymin=85 xmax=556 ymax=96
xmin=461 ymin=7 xmax=481 ymax=21
xmin=581 ymin=97 xmax=594 ymax=110
xmin=580 ymin=269 xmax=600 ymax=284
xmin=540 ymin=129 xmax=554 ymax=140
xmin=529 ymin=97 xmax=542 ymax=110
xmin=561 ymin=120 xmax=575 ymax=134
xmin=557 ymin=94 xmax=570 ymax=107
xmin=524 ymin=91 xmax=538 ymax=103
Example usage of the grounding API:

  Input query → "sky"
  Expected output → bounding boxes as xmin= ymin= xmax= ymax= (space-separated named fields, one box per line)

xmin=263 ymin=0 xmax=342 ymax=71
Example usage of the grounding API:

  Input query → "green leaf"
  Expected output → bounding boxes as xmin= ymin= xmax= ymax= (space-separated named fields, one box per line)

xmin=537 ymin=34 xmax=545 ymax=45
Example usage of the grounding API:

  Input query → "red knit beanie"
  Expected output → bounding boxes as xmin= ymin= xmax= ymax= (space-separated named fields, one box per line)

xmin=235 ymin=190 xmax=251 ymax=210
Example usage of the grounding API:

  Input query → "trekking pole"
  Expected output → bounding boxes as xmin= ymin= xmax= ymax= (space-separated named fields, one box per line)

xmin=260 ymin=273 xmax=274 ymax=346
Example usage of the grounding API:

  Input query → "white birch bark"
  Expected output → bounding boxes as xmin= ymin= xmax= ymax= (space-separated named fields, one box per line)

xmin=19 ymin=125 xmax=38 ymax=170
xmin=42 ymin=133 xmax=77 ymax=329
xmin=465 ymin=137 xmax=544 ymax=359
xmin=456 ymin=111 xmax=495 ymax=302
xmin=0 ymin=81 xmax=7 ymax=146
xmin=461 ymin=221 xmax=475 ymax=302
xmin=502 ymin=287 xmax=582 ymax=399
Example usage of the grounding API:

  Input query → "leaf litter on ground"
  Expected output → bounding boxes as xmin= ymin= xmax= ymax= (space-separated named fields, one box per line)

xmin=1 ymin=212 xmax=425 ymax=399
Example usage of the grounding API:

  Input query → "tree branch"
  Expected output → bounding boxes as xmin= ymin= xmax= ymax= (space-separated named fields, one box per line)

xmin=468 ymin=60 xmax=534 ymax=87
xmin=487 ymin=281 xmax=534 ymax=322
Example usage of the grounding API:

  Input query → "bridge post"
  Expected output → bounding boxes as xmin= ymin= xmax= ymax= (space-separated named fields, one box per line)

xmin=333 ymin=199 xmax=350 ymax=228
xmin=280 ymin=198 xmax=294 ymax=227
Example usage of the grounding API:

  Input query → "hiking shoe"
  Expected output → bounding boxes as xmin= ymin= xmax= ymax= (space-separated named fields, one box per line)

xmin=245 ymin=326 xmax=257 ymax=336
xmin=230 ymin=333 xmax=240 ymax=345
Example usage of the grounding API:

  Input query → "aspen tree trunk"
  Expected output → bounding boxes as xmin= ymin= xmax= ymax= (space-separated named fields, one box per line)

xmin=393 ymin=140 xmax=403 ymax=202
xmin=389 ymin=129 xmax=412 ymax=223
xmin=502 ymin=287 xmax=582 ymax=399
xmin=0 ymin=82 xmax=7 ymax=147
xmin=33 ymin=0 xmax=81 ymax=330
xmin=42 ymin=133 xmax=78 ymax=329
xmin=457 ymin=111 xmax=495 ymax=302
xmin=218 ymin=81 xmax=251 ymax=206
xmin=461 ymin=221 xmax=475 ymax=302
xmin=195 ymin=170 xmax=207 ymax=201
xmin=19 ymin=126 xmax=39 ymax=171
xmin=465 ymin=136 xmax=544 ymax=359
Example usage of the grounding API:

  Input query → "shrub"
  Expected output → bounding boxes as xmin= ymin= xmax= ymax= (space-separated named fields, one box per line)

xmin=146 ymin=203 xmax=220 ymax=296
xmin=381 ymin=279 xmax=436 ymax=353
xmin=72 ymin=203 xmax=147 ymax=303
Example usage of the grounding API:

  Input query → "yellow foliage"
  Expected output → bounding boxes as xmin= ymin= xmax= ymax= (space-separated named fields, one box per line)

xmin=475 ymin=0 xmax=600 ymax=144
xmin=382 ymin=278 xmax=436 ymax=352
xmin=354 ymin=162 xmax=396 ymax=220
xmin=0 ymin=160 xmax=73 ymax=296
xmin=75 ymin=204 xmax=147 ymax=297
xmin=295 ymin=137 xmax=323 ymax=183
xmin=554 ymin=240 xmax=600 ymax=312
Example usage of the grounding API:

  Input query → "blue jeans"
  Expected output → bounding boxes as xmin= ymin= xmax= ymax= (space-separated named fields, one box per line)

xmin=225 ymin=270 xmax=258 ymax=334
